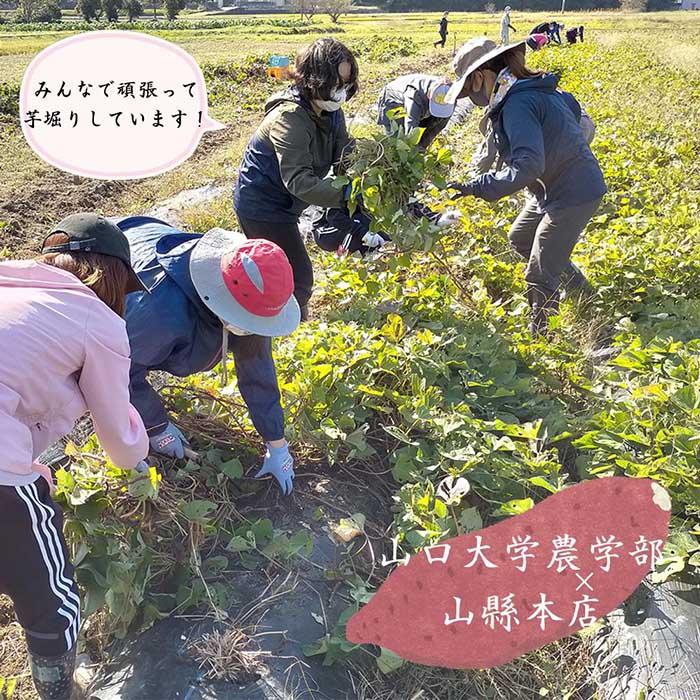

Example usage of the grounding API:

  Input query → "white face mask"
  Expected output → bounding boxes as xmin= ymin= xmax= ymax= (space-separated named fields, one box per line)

xmin=225 ymin=323 xmax=252 ymax=336
xmin=314 ymin=86 xmax=347 ymax=112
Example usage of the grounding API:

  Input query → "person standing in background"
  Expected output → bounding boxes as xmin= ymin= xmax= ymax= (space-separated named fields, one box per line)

xmin=500 ymin=6 xmax=516 ymax=45
xmin=579 ymin=25 xmax=585 ymax=42
xmin=434 ymin=12 xmax=449 ymax=48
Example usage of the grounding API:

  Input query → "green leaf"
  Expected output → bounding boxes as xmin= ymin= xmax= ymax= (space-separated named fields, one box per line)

xmin=128 ymin=468 xmax=160 ymax=499
xmin=458 ymin=507 xmax=483 ymax=533
xmin=220 ymin=458 xmax=243 ymax=480
xmin=493 ymin=498 xmax=535 ymax=517
xmin=250 ymin=518 xmax=274 ymax=545
xmin=377 ymin=647 xmax=405 ymax=674
xmin=687 ymin=551 xmax=700 ymax=567
xmin=302 ymin=636 xmax=329 ymax=657
xmin=382 ymin=425 xmax=419 ymax=446
xmin=527 ymin=476 xmax=559 ymax=494
xmin=226 ymin=535 xmax=252 ymax=553
xmin=202 ymin=555 xmax=229 ymax=575
xmin=180 ymin=499 xmax=216 ymax=524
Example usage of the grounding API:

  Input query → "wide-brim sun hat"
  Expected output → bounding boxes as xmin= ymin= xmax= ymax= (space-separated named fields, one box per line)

xmin=446 ymin=38 xmax=527 ymax=104
xmin=190 ymin=228 xmax=301 ymax=337
xmin=429 ymin=82 xmax=456 ymax=119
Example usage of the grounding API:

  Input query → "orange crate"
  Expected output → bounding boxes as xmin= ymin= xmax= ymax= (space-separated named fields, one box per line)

xmin=267 ymin=67 xmax=290 ymax=81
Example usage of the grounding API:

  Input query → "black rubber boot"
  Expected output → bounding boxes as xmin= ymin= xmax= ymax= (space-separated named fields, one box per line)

xmin=528 ymin=287 xmax=560 ymax=337
xmin=29 ymin=646 xmax=76 ymax=700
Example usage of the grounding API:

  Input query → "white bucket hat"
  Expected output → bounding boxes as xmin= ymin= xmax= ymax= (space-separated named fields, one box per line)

xmin=190 ymin=228 xmax=301 ymax=337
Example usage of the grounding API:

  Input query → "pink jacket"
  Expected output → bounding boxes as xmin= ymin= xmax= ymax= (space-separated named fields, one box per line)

xmin=0 ymin=261 xmax=148 ymax=486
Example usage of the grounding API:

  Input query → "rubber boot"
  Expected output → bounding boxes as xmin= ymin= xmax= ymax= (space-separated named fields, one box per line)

xmin=528 ymin=287 xmax=560 ymax=337
xmin=560 ymin=261 xmax=594 ymax=303
xmin=29 ymin=646 xmax=76 ymax=700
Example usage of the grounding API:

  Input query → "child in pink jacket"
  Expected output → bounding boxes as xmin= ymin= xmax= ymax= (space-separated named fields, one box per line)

xmin=0 ymin=213 xmax=149 ymax=700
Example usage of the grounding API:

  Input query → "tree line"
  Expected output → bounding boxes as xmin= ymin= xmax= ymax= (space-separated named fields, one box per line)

xmin=4 ymin=0 xmax=680 ymax=26
xmin=7 ymin=0 xmax=187 ymax=23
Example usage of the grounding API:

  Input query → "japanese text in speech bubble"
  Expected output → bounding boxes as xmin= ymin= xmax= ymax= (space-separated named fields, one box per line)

xmin=20 ymin=31 xmax=225 ymax=180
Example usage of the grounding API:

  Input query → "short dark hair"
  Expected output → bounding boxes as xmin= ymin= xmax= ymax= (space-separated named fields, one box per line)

xmin=293 ymin=38 xmax=359 ymax=103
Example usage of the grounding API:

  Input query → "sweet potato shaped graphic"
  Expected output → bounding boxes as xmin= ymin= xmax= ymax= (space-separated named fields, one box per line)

xmin=346 ymin=477 xmax=671 ymax=669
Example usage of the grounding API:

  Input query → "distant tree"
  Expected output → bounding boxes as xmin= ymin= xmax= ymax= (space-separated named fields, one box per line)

xmin=18 ymin=0 xmax=41 ymax=21
xmin=102 ymin=0 xmax=121 ymax=19
xmin=483 ymin=1 xmax=496 ymax=11
xmin=125 ymin=0 xmax=142 ymax=19
xmin=76 ymin=0 xmax=101 ymax=20
xmin=35 ymin=0 xmax=62 ymax=20
xmin=163 ymin=0 xmax=184 ymax=20
xmin=319 ymin=0 xmax=351 ymax=22
xmin=292 ymin=0 xmax=320 ymax=21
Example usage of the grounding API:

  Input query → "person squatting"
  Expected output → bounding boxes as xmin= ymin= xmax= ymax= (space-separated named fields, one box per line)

xmin=0 ymin=31 xmax=605 ymax=700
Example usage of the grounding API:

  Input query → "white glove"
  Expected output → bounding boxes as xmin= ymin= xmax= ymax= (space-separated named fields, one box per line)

xmin=436 ymin=210 xmax=462 ymax=228
xmin=361 ymin=232 xmax=386 ymax=250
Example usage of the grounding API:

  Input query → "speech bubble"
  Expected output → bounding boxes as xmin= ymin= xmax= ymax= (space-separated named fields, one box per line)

xmin=19 ymin=31 xmax=225 ymax=180
xmin=347 ymin=477 xmax=671 ymax=669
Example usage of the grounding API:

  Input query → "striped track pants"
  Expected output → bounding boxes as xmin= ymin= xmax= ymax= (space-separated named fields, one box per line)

xmin=0 ymin=477 xmax=80 ymax=656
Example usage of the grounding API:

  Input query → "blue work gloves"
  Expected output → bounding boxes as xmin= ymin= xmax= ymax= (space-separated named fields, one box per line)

xmin=256 ymin=441 xmax=295 ymax=495
xmin=149 ymin=422 xmax=188 ymax=459
xmin=134 ymin=460 xmax=150 ymax=474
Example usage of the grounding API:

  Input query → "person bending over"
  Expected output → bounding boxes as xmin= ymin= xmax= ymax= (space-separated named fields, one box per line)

xmin=1 ymin=213 xmax=149 ymax=700
xmin=446 ymin=38 xmax=606 ymax=336
xmin=116 ymin=216 xmax=300 ymax=495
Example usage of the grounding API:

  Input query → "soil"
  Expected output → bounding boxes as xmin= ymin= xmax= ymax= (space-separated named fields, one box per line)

xmin=0 ymin=127 xmax=234 ymax=258
xmin=0 ymin=596 xmax=35 ymax=699
xmin=85 ymin=460 xmax=394 ymax=700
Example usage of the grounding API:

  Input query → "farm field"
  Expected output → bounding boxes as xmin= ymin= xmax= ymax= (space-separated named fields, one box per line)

xmin=1 ymin=10 xmax=700 ymax=700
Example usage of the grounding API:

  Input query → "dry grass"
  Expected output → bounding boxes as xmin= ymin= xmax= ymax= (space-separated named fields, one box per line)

xmin=188 ymin=626 xmax=270 ymax=683
xmin=0 ymin=596 xmax=37 ymax=700
xmin=348 ymin=632 xmax=603 ymax=700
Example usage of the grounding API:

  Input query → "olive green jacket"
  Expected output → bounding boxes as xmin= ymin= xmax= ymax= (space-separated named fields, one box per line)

xmin=234 ymin=89 xmax=351 ymax=222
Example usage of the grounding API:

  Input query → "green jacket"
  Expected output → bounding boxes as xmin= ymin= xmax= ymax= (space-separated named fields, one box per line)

xmin=234 ymin=88 xmax=351 ymax=222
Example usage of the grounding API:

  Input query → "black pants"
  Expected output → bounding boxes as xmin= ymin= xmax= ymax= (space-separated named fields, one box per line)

xmin=310 ymin=207 xmax=390 ymax=256
xmin=0 ymin=478 xmax=80 ymax=658
xmin=237 ymin=216 xmax=313 ymax=320
xmin=434 ymin=32 xmax=447 ymax=47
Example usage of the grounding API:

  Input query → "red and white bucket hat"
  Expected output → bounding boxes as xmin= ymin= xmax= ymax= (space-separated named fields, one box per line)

xmin=190 ymin=228 xmax=301 ymax=337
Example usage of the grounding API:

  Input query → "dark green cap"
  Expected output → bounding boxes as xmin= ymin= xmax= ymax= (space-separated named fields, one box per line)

xmin=42 ymin=213 xmax=146 ymax=294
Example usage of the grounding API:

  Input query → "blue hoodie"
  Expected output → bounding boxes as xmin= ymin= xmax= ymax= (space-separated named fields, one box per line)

xmin=470 ymin=74 xmax=607 ymax=211
xmin=115 ymin=216 xmax=284 ymax=441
